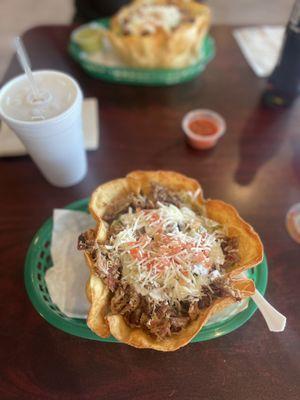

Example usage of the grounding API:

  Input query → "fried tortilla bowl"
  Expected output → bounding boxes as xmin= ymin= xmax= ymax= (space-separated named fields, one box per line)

xmin=85 ymin=170 xmax=263 ymax=351
xmin=106 ymin=0 xmax=211 ymax=68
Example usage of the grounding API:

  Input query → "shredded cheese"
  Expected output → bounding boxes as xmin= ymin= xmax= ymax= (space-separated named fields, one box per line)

xmin=100 ymin=203 xmax=226 ymax=303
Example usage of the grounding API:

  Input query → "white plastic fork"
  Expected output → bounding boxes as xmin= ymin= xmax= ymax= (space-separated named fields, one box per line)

xmin=242 ymin=273 xmax=286 ymax=332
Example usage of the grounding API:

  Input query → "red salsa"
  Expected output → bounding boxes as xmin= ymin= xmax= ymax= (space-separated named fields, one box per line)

xmin=188 ymin=118 xmax=218 ymax=136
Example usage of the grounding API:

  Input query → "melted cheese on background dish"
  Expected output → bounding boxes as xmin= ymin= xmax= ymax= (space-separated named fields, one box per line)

xmin=119 ymin=4 xmax=183 ymax=35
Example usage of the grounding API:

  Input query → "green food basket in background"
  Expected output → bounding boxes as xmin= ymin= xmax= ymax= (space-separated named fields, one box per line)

xmin=68 ymin=18 xmax=216 ymax=86
xmin=24 ymin=198 xmax=268 ymax=344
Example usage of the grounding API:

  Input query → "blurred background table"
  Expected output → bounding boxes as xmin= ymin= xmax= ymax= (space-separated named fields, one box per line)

xmin=0 ymin=25 xmax=299 ymax=400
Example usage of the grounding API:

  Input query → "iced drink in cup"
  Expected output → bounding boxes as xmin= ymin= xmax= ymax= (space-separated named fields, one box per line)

xmin=0 ymin=70 xmax=87 ymax=187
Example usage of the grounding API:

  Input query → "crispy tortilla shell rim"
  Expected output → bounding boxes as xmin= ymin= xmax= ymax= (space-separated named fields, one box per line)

xmin=85 ymin=252 xmax=110 ymax=338
xmin=105 ymin=0 xmax=211 ymax=68
xmin=86 ymin=170 xmax=263 ymax=350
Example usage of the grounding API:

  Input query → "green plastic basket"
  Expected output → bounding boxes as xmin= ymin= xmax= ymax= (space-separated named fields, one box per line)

xmin=24 ymin=198 xmax=268 ymax=343
xmin=68 ymin=18 xmax=215 ymax=86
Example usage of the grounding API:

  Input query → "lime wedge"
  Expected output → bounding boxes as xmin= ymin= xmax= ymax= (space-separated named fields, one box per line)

xmin=74 ymin=28 xmax=103 ymax=53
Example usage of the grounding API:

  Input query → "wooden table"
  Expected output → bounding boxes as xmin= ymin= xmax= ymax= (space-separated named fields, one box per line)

xmin=1 ymin=25 xmax=299 ymax=400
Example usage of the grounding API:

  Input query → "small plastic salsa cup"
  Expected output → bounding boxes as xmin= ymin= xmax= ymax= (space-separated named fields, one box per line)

xmin=182 ymin=109 xmax=226 ymax=150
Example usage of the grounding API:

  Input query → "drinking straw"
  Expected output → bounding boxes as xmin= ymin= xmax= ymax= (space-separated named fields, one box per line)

xmin=14 ymin=36 xmax=41 ymax=101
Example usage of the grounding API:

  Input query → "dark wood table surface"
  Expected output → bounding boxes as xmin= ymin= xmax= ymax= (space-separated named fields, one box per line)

xmin=1 ymin=25 xmax=300 ymax=400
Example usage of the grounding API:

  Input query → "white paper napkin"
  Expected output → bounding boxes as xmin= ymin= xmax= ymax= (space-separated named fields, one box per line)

xmin=45 ymin=209 xmax=95 ymax=318
xmin=0 ymin=97 xmax=99 ymax=157
xmin=45 ymin=209 xmax=250 ymax=322
xmin=233 ymin=26 xmax=285 ymax=77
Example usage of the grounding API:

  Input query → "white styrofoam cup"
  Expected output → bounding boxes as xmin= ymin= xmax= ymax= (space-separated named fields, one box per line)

xmin=0 ymin=70 xmax=87 ymax=187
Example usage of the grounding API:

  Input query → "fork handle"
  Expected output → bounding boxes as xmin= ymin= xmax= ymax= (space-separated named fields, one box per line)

xmin=251 ymin=289 xmax=286 ymax=332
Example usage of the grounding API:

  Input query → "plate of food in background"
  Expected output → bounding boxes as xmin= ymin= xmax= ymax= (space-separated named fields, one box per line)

xmin=69 ymin=0 xmax=215 ymax=85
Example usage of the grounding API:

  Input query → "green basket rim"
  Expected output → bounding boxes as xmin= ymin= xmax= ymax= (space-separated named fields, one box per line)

xmin=24 ymin=198 xmax=268 ymax=343
xmin=68 ymin=18 xmax=215 ymax=85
